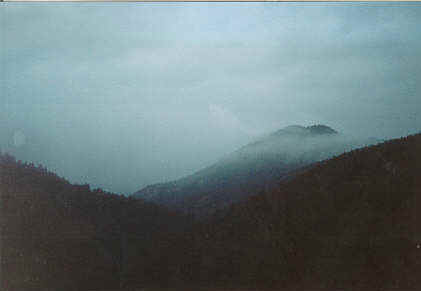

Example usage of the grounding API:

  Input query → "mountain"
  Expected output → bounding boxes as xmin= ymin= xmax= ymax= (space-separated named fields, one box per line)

xmin=2 ymin=131 xmax=420 ymax=291
xmin=133 ymin=124 xmax=378 ymax=218
xmin=150 ymin=132 xmax=421 ymax=290
xmin=0 ymin=152 xmax=189 ymax=291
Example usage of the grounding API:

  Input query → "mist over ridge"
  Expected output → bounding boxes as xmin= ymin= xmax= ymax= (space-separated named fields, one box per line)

xmin=133 ymin=123 xmax=382 ymax=216
xmin=2 ymin=3 xmax=421 ymax=290
xmin=2 ymin=3 xmax=421 ymax=194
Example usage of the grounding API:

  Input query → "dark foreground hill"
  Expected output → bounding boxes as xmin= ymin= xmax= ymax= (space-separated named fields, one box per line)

xmin=2 ymin=132 xmax=421 ymax=291
xmin=133 ymin=125 xmax=377 ymax=218
xmin=150 ymin=133 xmax=421 ymax=290
xmin=0 ymin=153 xmax=189 ymax=291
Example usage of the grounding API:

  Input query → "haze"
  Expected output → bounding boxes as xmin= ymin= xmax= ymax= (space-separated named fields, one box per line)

xmin=1 ymin=3 xmax=421 ymax=194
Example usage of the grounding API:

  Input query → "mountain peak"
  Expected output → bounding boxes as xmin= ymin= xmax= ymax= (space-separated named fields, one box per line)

xmin=283 ymin=124 xmax=307 ymax=132
xmin=271 ymin=124 xmax=337 ymax=137
xmin=306 ymin=124 xmax=337 ymax=135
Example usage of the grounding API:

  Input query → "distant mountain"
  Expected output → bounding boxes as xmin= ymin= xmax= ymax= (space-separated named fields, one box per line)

xmin=151 ymin=132 xmax=421 ymax=290
xmin=133 ymin=124 xmax=378 ymax=217
xmin=0 ymin=153 xmax=188 ymax=291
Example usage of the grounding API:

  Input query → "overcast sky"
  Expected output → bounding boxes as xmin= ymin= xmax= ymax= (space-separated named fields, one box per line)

xmin=1 ymin=3 xmax=421 ymax=194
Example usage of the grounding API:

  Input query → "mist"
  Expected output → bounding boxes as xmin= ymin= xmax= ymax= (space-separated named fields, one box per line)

xmin=2 ymin=3 xmax=421 ymax=194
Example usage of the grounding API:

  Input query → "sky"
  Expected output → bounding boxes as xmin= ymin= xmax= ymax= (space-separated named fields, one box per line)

xmin=1 ymin=3 xmax=421 ymax=194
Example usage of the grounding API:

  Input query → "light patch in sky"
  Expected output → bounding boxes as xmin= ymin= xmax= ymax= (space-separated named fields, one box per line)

xmin=208 ymin=104 xmax=257 ymax=137
xmin=13 ymin=131 xmax=26 ymax=148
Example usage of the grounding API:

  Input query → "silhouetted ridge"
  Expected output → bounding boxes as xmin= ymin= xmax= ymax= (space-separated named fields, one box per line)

xmin=133 ymin=124 xmax=374 ymax=218
xmin=2 ymin=132 xmax=420 ymax=290
xmin=307 ymin=124 xmax=337 ymax=134
xmin=271 ymin=124 xmax=337 ymax=137
xmin=273 ymin=124 xmax=307 ymax=135
xmin=0 ymin=152 xmax=189 ymax=291
xmin=148 ymin=132 xmax=421 ymax=290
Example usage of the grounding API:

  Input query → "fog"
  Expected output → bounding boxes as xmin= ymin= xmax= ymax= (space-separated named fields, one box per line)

xmin=1 ymin=3 xmax=421 ymax=194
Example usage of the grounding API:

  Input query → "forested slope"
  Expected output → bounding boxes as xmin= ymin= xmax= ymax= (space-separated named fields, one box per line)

xmin=155 ymin=133 xmax=421 ymax=290
xmin=2 ymin=132 xmax=420 ymax=291
xmin=134 ymin=125 xmax=377 ymax=218
xmin=0 ymin=153 xmax=188 ymax=291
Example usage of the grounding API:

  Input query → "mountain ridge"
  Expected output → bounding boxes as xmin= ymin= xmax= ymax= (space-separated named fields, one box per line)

xmin=2 ymin=131 xmax=420 ymax=290
xmin=133 ymin=124 xmax=379 ymax=217
xmin=0 ymin=153 xmax=189 ymax=290
xmin=148 ymin=132 xmax=421 ymax=290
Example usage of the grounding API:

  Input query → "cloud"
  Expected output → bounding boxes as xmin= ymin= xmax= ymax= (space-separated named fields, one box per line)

xmin=209 ymin=104 xmax=260 ymax=137
xmin=2 ymin=3 xmax=421 ymax=193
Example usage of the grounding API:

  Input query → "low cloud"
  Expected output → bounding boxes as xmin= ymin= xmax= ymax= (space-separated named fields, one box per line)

xmin=2 ymin=3 xmax=421 ymax=193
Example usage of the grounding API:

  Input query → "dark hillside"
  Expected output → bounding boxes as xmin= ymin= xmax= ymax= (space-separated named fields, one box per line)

xmin=2 ymin=132 xmax=420 ymax=291
xmin=157 ymin=133 xmax=421 ymax=290
xmin=134 ymin=125 xmax=376 ymax=218
xmin=0 ymin=153 xmax=188 ymax=291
